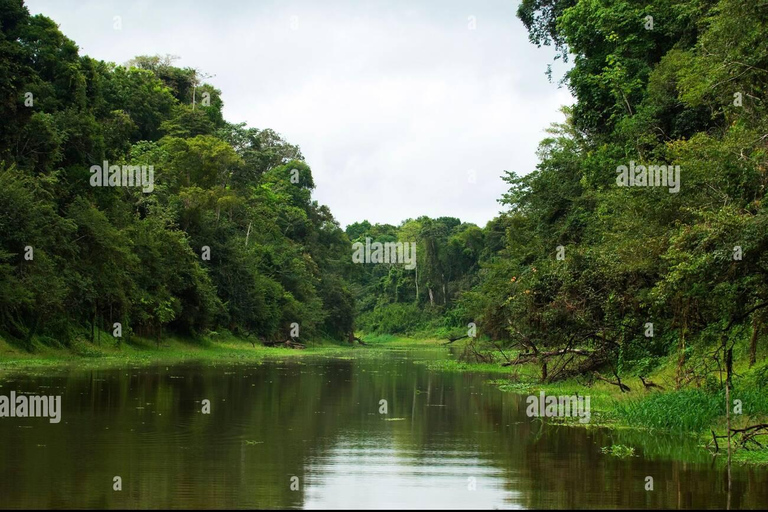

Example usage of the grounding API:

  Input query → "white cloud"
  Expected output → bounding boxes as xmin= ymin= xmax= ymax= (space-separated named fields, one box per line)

xmin=26 ymin=0 xmax=573 ymax=228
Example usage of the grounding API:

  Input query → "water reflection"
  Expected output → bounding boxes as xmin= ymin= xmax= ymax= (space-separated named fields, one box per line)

xmin=0 ymin=349 xmax=765 ymax=509
xmin=303 ymin=435 xmax=517 ymax=509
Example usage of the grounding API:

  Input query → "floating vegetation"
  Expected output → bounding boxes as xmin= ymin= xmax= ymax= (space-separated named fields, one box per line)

xmin=601 ymin=445 xmax=637 ymax=458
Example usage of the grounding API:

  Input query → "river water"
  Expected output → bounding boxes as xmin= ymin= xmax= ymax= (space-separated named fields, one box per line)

xmin=0 ymin=348 xmax=765 ymax=509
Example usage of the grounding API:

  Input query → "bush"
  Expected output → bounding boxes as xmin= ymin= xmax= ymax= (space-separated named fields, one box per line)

xmin=357 ymin=303 xmax=425 ymax=334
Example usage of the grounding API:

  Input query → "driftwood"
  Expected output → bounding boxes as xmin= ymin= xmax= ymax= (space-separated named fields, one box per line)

xmin=711 ymin=424 xmax=768 ymax=451
xmin=733 ymin=424 xmax=768 ymax=448
xmin=263 ymin=339 xmax=306 ymax=349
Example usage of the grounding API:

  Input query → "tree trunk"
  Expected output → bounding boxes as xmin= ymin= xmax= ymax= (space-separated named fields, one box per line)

xmin=749 ymin=315 xmax=760 ymax=367
xmin=24 ymin=313 xmax=41 ymax=352
xmin=726 ymin=348 xmax=732 ymax=489
xmin=414 ymin=265 xmax=419 ymax=302
xmin=676 ymin=329 xmax=686 ymax=390
xmin=441 ymin=273 xmax=447 ymax=305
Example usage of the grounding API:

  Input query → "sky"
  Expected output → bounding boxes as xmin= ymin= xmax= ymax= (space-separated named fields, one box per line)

xmin=25 ymin=0 xmax=573 ymax=229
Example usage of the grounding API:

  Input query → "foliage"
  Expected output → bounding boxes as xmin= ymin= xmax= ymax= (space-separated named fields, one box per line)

xmin=0 ymin=1 xmax=354 ymax=348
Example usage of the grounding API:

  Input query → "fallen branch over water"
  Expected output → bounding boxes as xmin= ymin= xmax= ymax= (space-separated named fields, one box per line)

xmin=442 ymin=335 xmax=468 ymax=345
xmin=711 ymin=424 xmax=768 ymax=452
xmin=503 ymin=348 xmax=594 ymax=366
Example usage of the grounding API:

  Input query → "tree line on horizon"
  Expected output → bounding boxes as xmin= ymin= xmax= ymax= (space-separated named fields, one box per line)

xmin=352 ymin=0 xmax=768 ymax=387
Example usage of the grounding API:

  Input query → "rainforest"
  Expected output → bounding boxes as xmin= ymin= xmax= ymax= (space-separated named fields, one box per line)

xmin=1 ymin=0 xmax=767 ymax=509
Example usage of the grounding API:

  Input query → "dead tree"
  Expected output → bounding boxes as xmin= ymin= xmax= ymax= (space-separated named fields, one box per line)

xmin=710 ymin=424 xmax=768 ymax=452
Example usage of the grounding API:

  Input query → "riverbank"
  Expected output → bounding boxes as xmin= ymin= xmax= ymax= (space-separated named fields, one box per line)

xmin=2 ymin=331 xmax=766 ymax=465
xmin=0 ymin=331 xmax=340 ymax=374
xmin=2 ymin=334 xmax=760 ymax=509
xmin=0 ymin=331 xmax=443 ymax=375
xmin=417 ymin=337 xmax=768 ymax=466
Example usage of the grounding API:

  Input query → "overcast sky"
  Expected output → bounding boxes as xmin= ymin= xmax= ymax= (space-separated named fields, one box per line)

xmin=26 ymin=0 xmax=572 ymax=229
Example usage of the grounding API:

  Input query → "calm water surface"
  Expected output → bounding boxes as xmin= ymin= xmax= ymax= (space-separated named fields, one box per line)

xmin=0 ymin=348 xmax=766 ymax=509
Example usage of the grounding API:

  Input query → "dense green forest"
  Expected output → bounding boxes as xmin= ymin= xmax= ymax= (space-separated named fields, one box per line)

xmin=0 ymin=0 xmax=356 ymax=348
xmin=351 ymin=0 xmax=768 ymax=386
xmin=2 ymin=0 xmax=768 ymax=391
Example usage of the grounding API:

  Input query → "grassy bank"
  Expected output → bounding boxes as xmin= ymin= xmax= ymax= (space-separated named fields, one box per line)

xmin=0 ymin=331 xmax=447 ymax=375
xmin=3 ymin=331 xmax=766 ymax=465
xmin=0 ymin=330 xmax=364 ymax=375
xmin=413 ymin=337 xmax=768 ymax=466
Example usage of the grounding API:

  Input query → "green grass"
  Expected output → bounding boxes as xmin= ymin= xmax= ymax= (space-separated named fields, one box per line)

xmin=0 ymin=330 xmax=362 ymax=375
xmin=419 ymin=339 xmax=768 ymax=466
xmin=357 ymin=334 xmax=444 ymax=348
xmin=613 ymin=389 xmax=724 ymax=432
xmin=733 ymin=448 xmax=768 ymax=465
xmin=416 ymin=357 xmax=516 ymax=374
xmin=3 ymin=331 xmax=767 ymax=466
xmin=0 ymin=331 xmax=445 ymax=376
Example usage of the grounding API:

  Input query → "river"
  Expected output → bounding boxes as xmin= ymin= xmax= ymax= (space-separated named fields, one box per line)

xmin=0 ymin=347 xmax=765 ymax=509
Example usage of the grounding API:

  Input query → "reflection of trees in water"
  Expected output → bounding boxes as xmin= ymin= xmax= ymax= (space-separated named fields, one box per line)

xmin=0 ymin=355 xmax=766 ymax=508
